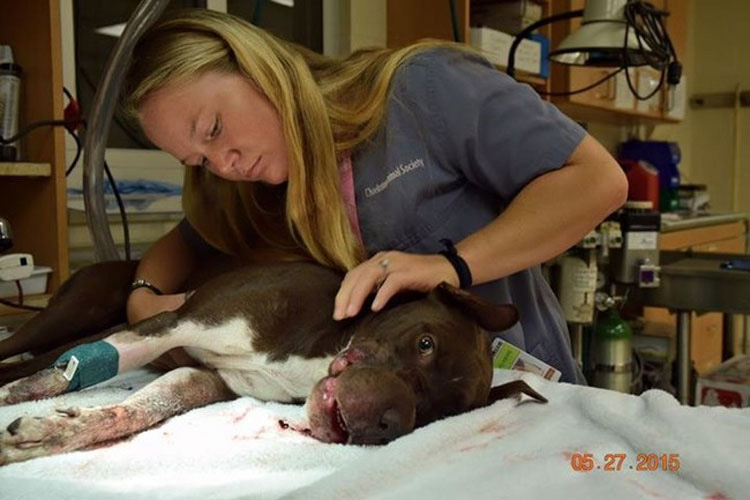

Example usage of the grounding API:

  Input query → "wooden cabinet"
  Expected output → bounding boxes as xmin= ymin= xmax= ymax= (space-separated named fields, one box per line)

xmin=387 ymin=0 xmax=689 ymax=123
xmin=642 ymin=221 xmax=748 ymax=374
xmin=0 ymin=0 xmax=68 ymax=300
xmin=386 ymin=0 xmax=551 ymax=92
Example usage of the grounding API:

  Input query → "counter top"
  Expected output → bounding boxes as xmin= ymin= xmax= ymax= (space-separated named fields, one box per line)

xmin=660 ymin=212 xmax=750 ymax=232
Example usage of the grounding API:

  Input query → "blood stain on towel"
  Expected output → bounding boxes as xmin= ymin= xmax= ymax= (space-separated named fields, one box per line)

xmin=455 ymin=422 xmax=519 ymax=453
xmin=705 ymin=493 xmax=727 ymax=500
xmin=626 ymin=478 xmax=665 ymax=498
xmin=480 ymin=422 xmax=507 ymax=434
xmin=232 ymin=407 xmax=254 ymax=423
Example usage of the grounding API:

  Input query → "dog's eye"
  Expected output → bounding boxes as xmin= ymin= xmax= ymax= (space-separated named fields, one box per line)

xmin=418 ymin=335 xmax=435 ymax=355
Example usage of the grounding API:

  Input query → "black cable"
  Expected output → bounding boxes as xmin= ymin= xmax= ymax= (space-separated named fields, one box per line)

xmin=65 ymin=126 xmax=83 ymax=176
xmin=507 ymin=9 xmax=583 ymax=79
xmin=63 ymin=84 xmax=132 ymax=260
xmin=621 ymin=0 xmax=681 ymax=100
xmin=1 ymin=86 xmax=133 ymax=261
xmin=538 ymin=68 xmax=624 ymax=97
xmin=506 ymin=9 xmax=625 ymax=97
xmin=448 ymin=0 xmax=461 ymax=43
xmin=0 ymin=119 xmax=71 ymax=145
xmin=103 ymin=156 xmax=132 ymax=261
xmin=252 ymin=0 xmax=265 ymax=26
xmin=63 ymin=86 xmax=75 ymax=103
xmin=0 ymin=281 xmax=45 ymax=312
xmin=0 ymin=298 xmax=44 ymax=312
xmin=505 ymin=1 xmax=681 ymax=99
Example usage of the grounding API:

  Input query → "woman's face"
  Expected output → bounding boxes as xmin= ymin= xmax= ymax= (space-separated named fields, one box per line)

xmin=138 ymin=71 xmax=289 ymax=184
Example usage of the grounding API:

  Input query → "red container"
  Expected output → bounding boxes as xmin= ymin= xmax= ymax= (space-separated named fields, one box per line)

xmin=620 ymin=159 xmax=659 ymax=211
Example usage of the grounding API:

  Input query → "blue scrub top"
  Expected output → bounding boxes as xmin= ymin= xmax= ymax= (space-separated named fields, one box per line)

xmin=351 ymin=49 xmax=587 ymax=384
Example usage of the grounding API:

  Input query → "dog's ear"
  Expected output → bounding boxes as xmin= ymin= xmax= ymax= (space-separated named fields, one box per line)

xmin=433 ymin=283 xmax=519 ymax=332
xmin=486 ymin=380 xmax=548 ymax=405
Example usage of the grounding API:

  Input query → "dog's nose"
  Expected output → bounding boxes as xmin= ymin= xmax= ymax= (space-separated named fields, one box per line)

xmin=377 ymin=407 xmax=409 ymax=440
xmin=329 ymin=347 xmax=367 ymax=376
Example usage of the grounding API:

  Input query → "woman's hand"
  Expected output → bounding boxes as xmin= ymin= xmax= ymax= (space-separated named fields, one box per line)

xmin=333 ymin=251 xmax=459 ymax=320
xmin=126 ymin=288 xmax=188 ymax=324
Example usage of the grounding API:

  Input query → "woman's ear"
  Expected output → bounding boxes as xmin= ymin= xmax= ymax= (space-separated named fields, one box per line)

xmin=486 ymin=380 xmax=548 ymax=405
xmin=432 ymin=283 xmax=519 ymax=332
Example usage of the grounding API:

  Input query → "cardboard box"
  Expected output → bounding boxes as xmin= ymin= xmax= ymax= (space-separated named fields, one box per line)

xmin=695 ymin=355 xmax=750 ymax=408
xmin=470 ymin=26 xmax=543 ymax=76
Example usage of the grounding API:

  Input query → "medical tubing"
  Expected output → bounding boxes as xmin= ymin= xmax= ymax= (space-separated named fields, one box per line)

xmin=83 ymin=0 xmax=170 ymax=262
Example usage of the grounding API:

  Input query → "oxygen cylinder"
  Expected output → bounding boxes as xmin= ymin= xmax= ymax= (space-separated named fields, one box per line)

xmin=592 ymin=308 xmax=632 ymax=393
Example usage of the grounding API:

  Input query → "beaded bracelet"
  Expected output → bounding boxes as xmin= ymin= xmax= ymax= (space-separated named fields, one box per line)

xmin=130 ymin=279 xmax=164 ymax=296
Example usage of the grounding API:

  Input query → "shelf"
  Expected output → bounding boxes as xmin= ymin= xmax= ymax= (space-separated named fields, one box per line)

xmin=516 ymin=72 xmax=548 ymax=88
xmin=0 ymin=162 xmax=52 ymax=177
xmin=492 ymin=65 xmax=547 ymax=88
xmin=0 ymin=294 xmax=50 ymax=317
xmin=554 ymin=101 xmax=682 ymax=126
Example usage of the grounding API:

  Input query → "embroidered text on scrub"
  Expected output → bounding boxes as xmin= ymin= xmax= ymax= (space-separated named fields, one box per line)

xmin=364 ymin=158 xmax=425 ymax=198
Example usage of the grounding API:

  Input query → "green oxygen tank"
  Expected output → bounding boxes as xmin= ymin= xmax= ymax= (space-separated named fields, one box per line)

xmin=591 ymin=308 xmax=633 ymax=393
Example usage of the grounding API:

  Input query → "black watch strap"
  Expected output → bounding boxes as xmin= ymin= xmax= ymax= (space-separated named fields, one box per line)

xmin=438 ymin=238 xmax=473 ymax=289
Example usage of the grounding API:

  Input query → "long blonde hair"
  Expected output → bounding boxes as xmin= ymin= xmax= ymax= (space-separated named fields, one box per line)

xmin=123 ymin=9 xmax=472 ymax=270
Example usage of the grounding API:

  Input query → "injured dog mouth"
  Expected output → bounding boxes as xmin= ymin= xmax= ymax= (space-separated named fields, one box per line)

xmin=0 ymin=261 xmax=547 ymax=465
xmin=306 ymin=284 xmax=545 ymax=445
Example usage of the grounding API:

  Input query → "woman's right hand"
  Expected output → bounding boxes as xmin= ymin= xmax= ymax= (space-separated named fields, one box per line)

xmin=126 ymin=288 xmax=187 ymax=324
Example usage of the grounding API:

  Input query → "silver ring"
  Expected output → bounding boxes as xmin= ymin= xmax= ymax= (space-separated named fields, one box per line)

xmin=379 ymin=258 xmax=389 ymax=270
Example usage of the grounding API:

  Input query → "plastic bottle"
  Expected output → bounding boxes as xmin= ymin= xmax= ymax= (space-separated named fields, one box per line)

xmin=0 ymin=61 xmax=22 ymax=161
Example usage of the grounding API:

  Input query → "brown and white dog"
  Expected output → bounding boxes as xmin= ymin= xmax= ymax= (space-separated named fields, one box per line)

xmin=0 ymin=260 xmax=546 ymax=465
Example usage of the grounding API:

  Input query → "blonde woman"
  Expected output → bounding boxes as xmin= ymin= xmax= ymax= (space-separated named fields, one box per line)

xmin=123 ymin=9 xmax=627 ymax=384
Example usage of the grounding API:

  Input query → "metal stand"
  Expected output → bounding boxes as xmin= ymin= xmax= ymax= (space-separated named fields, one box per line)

xmin=676 ymin=311 xmax=691 ymax=404
xmin=570 ymin=323 xmax=584 ymax=370
xmin=632 ymin=250 xmax=750 ymax=406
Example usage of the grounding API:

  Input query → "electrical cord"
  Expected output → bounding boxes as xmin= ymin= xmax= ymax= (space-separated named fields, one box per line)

xmin=448 ymin=0 xmax=461 ymax=43
xmin=503 ymin=0 xmax=681 ymax=99
xmin=538 ymin=68 xmax=625 ymax=97
xmin=622 ymin=0 xmax=682 ymax=100
xmin=0 ymin=87 xmax=133 ymax=267
xmin=0 ymin=281 xmax=45 ymax=312
xmin=62 ymin=86 xmax=132 ymax=260
xmin=0 ymin=119 xmax=72 ymax=146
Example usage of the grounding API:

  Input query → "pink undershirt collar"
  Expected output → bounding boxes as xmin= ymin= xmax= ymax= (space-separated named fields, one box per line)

xmin=338 ymin=155 xmax=363 ymax=245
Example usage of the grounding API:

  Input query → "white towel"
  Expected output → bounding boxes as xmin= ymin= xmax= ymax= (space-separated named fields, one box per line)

xmin=1 ymin=369 xmax=748 ymax=499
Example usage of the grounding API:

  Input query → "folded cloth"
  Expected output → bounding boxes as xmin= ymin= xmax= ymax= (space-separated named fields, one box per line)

xmin=1 ymin=369 xmax=748 ymax=500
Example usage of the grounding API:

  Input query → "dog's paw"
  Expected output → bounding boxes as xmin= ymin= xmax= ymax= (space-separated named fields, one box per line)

xmin=0 ymin=406 xmax=87 ymax=466
xmin=0 ymin=384 xmax=10 ymax=407
xmin=0 ymin=368 xmax=69 ymax=407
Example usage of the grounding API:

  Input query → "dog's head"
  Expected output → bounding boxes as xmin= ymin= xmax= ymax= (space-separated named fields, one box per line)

xmin=306 ymin=283 xmax=529 ymax=445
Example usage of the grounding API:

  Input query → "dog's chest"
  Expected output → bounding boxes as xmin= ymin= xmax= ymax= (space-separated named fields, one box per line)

xmin=173 ymin=318 xmax=334 ymax=402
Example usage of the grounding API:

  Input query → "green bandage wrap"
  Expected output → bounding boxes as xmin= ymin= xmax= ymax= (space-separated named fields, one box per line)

xmin=54 ymin=341 xmax=120 ymax=391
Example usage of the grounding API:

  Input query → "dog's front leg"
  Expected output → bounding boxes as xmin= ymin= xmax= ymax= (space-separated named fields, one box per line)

xmin=0 ymin=311 xmax=184 ymax=407
xmin=0 ymin=367 xmax=233 ymax=466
